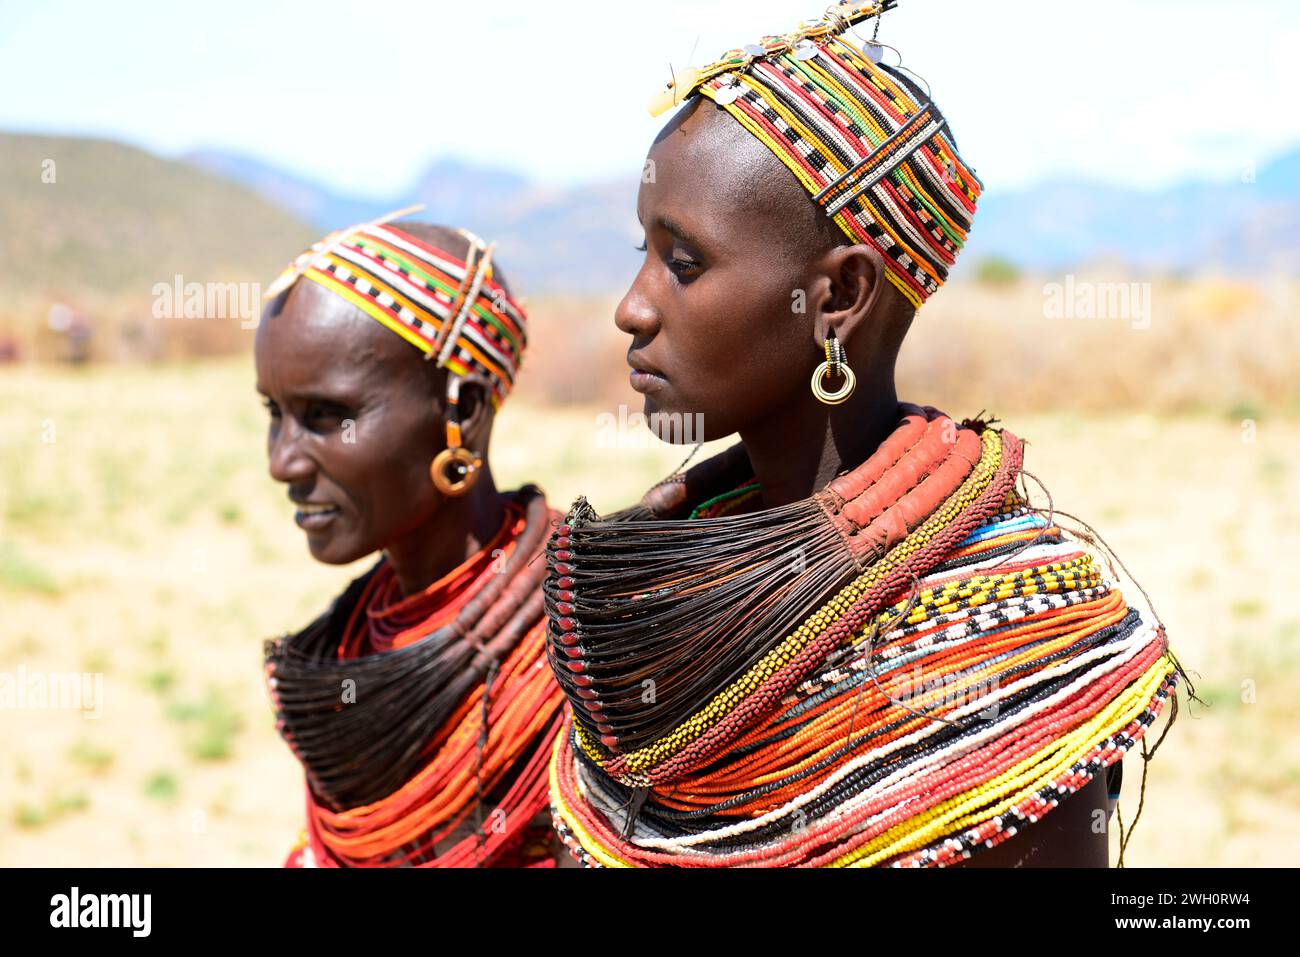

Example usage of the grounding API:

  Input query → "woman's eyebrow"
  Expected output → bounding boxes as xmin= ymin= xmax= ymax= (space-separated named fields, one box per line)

xmin=295 ymin=392 xmax=357 ymax=407
xmin=258 ymin=385 xmax=359 ymax=407
xmin=654 ymin=214 xmax=705 ymax=249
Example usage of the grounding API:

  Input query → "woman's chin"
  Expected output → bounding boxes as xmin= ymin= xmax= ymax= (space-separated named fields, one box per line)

xmin=306 ymin=533 xmax=365 ymax=566
xmin=640 ymin=400 xmax=712 ymax=445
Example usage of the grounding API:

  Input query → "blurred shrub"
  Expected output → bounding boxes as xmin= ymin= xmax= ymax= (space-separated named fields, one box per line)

xmin=973 ymin=256 xmax=1022 ymax=285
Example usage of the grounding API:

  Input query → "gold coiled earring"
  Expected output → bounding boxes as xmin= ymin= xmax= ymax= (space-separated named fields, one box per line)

xmin=811 ymin=332 xmax=856 ymax=405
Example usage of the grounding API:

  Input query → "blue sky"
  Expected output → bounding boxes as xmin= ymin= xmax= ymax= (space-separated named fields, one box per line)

xmin=2 ymin=0 xmax=1296 ymax=196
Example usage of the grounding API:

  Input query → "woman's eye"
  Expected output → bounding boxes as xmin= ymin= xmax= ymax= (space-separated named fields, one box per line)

xmin=668 ymin=257 xmax=701 ymax=279
xmin=634 ymin=240 xmax=648 ymax=252
xmin=306 ymin=402 xmax=353 ymax=431
xmin=262 ymin=399 xmax=281 ymax=418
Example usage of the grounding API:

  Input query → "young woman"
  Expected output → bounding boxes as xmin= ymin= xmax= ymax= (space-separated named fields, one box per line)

xmin=256 ymin=212 xmax=566 ymax=867
xmin=543 ymin=1 xmax=1186 ymax=867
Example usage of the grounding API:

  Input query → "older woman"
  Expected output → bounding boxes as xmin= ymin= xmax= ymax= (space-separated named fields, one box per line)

xmin=543 ymin=1 xmax=1185 ymax=867
xmin=256 ymin=213 xmax=565 ymax=867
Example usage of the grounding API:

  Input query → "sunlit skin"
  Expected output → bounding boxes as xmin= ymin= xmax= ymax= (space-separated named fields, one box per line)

xmin=253 ymin=226 xmax=509 ymax=597
xmin=617 ymin=95 xmax=1111 ymax=867
xmin=618 ymin=96 xmax=911 ymax=509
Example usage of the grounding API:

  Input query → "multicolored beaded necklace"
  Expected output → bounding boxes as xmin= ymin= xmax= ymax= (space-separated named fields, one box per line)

xmin=545 ymin=406 xmax=1188 ymax=866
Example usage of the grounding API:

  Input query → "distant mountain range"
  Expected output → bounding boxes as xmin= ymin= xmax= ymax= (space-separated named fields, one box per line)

xmin=2 ymin=131 xmax=1293 ymax=318
xmin=183 ymin=150 xmax=642 ymax=296
xmin=0 ymin=133 xmax=316 ymax=307
xmin=968 ymin=150 xmax=1300 ymax=277
xmin=185 ymin=145 xmax=1300 ymax=291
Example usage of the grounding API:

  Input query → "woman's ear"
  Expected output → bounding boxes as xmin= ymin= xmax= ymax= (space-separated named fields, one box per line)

xmin=451 ymin=372 xmax=497 ymax=452
xmin=811 ymin=244 xmax=889 ymax=348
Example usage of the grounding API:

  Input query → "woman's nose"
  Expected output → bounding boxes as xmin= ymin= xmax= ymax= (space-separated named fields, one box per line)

xmin=614 ymin=266 xmax=661 ymax=340
xmin=267 ymin=416 xmax=314 ymax=485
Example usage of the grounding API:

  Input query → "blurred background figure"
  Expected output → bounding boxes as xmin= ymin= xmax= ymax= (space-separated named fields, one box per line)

xmin=46 ymin=303 xmax=93 ymax=365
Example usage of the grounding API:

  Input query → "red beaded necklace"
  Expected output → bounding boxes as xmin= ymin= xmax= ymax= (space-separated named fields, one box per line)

xmin=338 ymin=501 xmax=521 ymax=657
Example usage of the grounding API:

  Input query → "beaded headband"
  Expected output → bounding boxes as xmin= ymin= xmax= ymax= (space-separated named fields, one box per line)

xmin=648 ymin=0 xmax=981 ymax=308
xmin=264 ymin=206 xmax=528 ymax=410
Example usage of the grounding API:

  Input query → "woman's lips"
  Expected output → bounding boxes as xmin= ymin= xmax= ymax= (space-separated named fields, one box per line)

xmin=629 ymin=369 xmax=665 ymax=394
xmin=629 ymin=367 xmax=667 ymax=394
xmin=294 ymin=503 xmax=340 ymax=532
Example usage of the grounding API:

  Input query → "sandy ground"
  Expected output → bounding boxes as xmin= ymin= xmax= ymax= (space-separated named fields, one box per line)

xmin=1 ymin=359 xmax=1295 ymax=866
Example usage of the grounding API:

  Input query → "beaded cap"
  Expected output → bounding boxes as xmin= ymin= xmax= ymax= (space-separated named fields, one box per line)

xmin=265 ymin=207 xmax=528 ymax=410
xmin=649 ymin=0 xmax=981 ymax=308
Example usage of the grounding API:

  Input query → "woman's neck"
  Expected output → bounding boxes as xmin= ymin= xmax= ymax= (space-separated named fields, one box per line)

xmin=383 ymin=470 xmax=508 ymax=597
xmin=739 ymin=376 xmax=900 ymax=509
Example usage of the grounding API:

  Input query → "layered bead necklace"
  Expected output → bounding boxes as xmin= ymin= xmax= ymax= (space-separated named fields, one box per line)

xmin=266 ymin=486 xmax=567 ymax=867
xmin=545 ymin=407 xmax=1186 ymax=866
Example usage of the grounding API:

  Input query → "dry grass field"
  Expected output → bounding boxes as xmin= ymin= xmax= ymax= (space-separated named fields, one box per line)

xmin=1 ymin=344 xmax=1297 ymax=865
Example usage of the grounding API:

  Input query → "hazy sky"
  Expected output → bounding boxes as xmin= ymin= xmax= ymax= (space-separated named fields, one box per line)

xmin=2 ymin=0 xmax=1295 ymax=196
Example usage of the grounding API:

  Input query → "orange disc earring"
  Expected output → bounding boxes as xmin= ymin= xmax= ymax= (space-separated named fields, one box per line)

xmin=431 ymin=377 xmax=481 ymax=496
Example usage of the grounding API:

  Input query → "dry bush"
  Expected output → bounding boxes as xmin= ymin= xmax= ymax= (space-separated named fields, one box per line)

xmin=510 ymin=275 xmax=1300 ymax=416
xmin=906 ymin=274 xmax=1298 ymax=416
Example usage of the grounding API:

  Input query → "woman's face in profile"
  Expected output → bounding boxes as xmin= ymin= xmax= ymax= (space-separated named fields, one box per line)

xmin=615 ymin=99 xmax=825 ymax=444
xmin=253 ymin=280 xmax=444 ymax=565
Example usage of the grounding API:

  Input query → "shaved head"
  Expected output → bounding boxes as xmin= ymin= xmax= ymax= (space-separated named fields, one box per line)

xmin=654 ymin=96 xmax=846 ymax=265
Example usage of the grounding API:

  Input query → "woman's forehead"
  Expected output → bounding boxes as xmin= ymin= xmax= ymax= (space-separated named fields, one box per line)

xmin=256 ymin=281 xmax=419 ymax=393
xmin=645 ymin=100 xmax=829 ymax=253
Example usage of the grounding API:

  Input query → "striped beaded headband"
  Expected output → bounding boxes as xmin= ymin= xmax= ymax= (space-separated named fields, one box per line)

xmin=648 ymin=0 xmax=981 ymax=308
xmin=264 ymin=206 xmax=528 ymax=410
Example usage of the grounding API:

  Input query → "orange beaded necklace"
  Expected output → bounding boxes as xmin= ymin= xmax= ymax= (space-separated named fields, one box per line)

xmin=267 ymin=487 xmax=566 ymax=867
